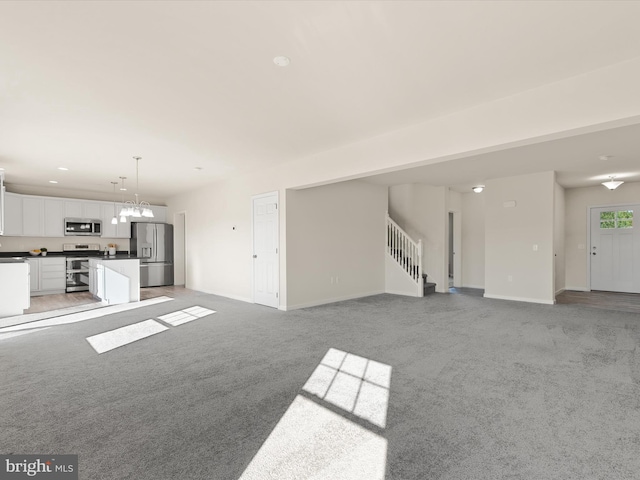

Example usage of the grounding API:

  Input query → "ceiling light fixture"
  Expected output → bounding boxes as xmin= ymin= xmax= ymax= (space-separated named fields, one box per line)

xmin=601 ymin=176 xmax=623 ymax=190
xmin=49 ymin=180 xmax=58 ymax=184
xmin=599 ymin=155 xmax=612 ymax=161
xmin=119 ymin=157 xmax=154 ymax=219
xmin=110 ymin=181 xmax=118 ymax=225
xmin=119 ymin=176 xmax=127 ymax=191
xmin=273 ymin=56 xmax=290 ymax=67
xmin=58 ymin=167 xmax=69 ymax=171
xmin=472 ymin=185 xmax=484 ymax=193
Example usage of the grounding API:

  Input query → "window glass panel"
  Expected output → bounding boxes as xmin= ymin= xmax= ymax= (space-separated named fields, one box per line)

xmin=617 ymin=210 xmax=633 ymax=220
xmin=600 ymin=220 xmax=615 ymax=229
xmin=618 ymin=220 xmax=633 ymax=229
xmin=600 ymin=211 xmax=615 ymax=220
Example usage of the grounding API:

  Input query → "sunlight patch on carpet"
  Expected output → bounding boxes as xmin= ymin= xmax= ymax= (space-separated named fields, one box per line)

xmin=238 ymin=395 xmax=387 ymax=480
xmin=86 ymin=319 xmax=168 ymax=354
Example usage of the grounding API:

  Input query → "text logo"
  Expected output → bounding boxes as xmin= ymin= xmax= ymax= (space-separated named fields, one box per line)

xmin=0 ymin=456 xmax=77 ymax=480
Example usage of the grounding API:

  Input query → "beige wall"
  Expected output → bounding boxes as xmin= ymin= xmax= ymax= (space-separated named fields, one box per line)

xmin=484 ymin=171 xmax=556 ymax=304
xmin=388 ymin=184 xmax=447 ymax=292
xmin=0 ymin=236 xmax=128 ymax=253
xmin=554 ymin=182 xmax=566 ymax=294
xmin=286 ymin=181 xmax=387 ymax=309
xmin=461 ymin=192 xmax=485 ymax=288
xmin=564 ymin=181 xmax=640 ymax=290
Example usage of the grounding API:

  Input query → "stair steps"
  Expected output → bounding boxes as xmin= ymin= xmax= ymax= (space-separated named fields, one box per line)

xmin=422 ymin=274 xmax=436 ymax=295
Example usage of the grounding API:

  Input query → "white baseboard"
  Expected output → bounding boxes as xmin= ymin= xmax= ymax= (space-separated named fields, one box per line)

xmin=461 ymin=284 xmax=485 ymax=289
xmin=483 ymin=293 xmax=555 ymax=305
xmin=283 ymin=290 xmax=386 ymax=311
xmin=385 ymin=289 xmax=422 ymax=297
xmin=555 ymin=288 xmax=566 ymax=296
xmin=564 ymin=286 xmax=590 ymax=292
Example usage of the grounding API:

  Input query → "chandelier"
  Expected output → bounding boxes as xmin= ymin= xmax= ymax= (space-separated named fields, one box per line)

xmin=119 ymin=156 xmax=154 ymax=219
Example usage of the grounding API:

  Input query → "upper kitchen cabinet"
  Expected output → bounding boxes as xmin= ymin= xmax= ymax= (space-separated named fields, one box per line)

xmin=134 ymin=205 xmax=167 ymax=223
xmin=3 ymin=193 xmax=23 ymax=236
xmin=23 ymin=196 xmax=44 ymax=236
xmin=64 ymin=200 xmax=101 ymax=219
xmin=44 ymin=199 xmax=64 ymax=237
xmin=101 ymin=204 xmax=131 ymax=238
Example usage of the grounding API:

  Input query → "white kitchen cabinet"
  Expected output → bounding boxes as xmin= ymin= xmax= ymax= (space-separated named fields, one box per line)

xmin=64 ymin=200 xmax=83 ymax=218
xmin=0 ymin=171 xmax=5 ymax=236
xmin=27 ymin=256 xmax=66 ymax=296
xmin=64 ymin=199 xmax=101 ymax=219
xmin=26 ymin=258 xmax=39 ymax=291
xmin=101 ymin=204 xmax=130 ymax=239
xmin=23 ymin=196 xmax=45 ymax=236
xmin=44 ymin=199 xmax=65 ymax=237
xmin=0 ymin=261 xmax=30 ymax=318
xmin=2 ymin=192 xmax=165 ymax=238
xmin=3 ymin=193 xmax=23 ymax=236
xmin=89 ymin=258 xmax=139 ymax=304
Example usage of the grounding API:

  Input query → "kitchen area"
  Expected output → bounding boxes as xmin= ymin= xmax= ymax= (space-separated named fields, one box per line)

xmin=0 ymin=179 xmax=174 ymax=318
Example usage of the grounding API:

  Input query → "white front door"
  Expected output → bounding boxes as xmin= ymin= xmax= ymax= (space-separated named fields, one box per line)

xmin=252 ymin=192 xmax=279 ymax=308
xmin=590 ymin=205 xmax=640 ymax=293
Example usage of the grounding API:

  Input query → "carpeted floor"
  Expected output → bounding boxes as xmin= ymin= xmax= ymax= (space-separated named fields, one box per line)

xmin=1 ymin=290 xmax=639 ymax=479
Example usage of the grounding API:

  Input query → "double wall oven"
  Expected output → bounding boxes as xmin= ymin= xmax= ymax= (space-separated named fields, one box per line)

xmin=64 ymin=244 xmax=101 ymax=292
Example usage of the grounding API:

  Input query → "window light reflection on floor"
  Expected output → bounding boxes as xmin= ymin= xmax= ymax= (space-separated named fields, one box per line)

xmin=303 ymin=348 xmax=392 ymax=428
xmin=239 ymin=348 xmax=391 ymax=480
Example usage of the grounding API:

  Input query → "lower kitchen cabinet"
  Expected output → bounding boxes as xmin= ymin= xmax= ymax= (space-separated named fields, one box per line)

xmin=27 ymin=257 xmax=66 ymax=296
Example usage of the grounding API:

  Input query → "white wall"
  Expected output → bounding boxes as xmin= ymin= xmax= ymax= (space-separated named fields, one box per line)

xmin=554 ymin=182 xmax=566 ymax=294
xmin=484 ymin=171 xmax=556 ymax=304
xmin=286 ymin=181 xmax=387 ymax=309
xmin=461 ymin=192 xmax=485 ymax=288
xmin=166 ymin=58 xmax=640 ymax=308
xmin=564 ymin=180 xmax=640 ymax=290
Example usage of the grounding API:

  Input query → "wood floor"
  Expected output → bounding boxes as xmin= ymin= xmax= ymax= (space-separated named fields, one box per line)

xmin=25 ymin=286 xmax=193 ymax=314
xmin=24 ymin=286 xmax=640 ymax=316
xmin=555 ymin=289 xmax=640 ymax=314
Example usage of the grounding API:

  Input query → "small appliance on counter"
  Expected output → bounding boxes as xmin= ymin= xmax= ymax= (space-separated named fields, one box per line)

xmin=64 ymin=243 xmax=102 ymax=292
xmin=130 ymin=222 xmax=173 ymax=287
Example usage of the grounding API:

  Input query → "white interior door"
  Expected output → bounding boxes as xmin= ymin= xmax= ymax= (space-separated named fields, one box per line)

xmin=253 ymin=192 xmax=279 ymax=308
xmin=590 ymin=205 xmax=640 ymax=293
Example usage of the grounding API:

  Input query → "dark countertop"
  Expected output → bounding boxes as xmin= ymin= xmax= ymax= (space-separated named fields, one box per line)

xmin=94 ymin=255 xmax=142 ymax=261
xmin=0 ymin=250 xmax=131 ymax=258
xmin=0 ymin=257 xmax=28 ymax=264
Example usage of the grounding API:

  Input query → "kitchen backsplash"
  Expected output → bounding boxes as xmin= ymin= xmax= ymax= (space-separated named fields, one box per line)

xmin=0 ymin=236 xmax=130 ymax=253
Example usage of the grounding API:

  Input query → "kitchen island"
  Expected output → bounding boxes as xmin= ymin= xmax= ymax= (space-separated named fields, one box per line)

xmin=0 ymin=258 xmax=30 ymax=317
xmin=89 ymin=257 xmax=140 ymax=305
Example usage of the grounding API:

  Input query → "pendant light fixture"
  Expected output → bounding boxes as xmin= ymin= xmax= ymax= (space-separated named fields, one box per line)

xmin=601 ymin=176 xmax=623 ymax=190
xmin=110 ymin=181 xmax=118 ymax=225
xmin=119 ymin=177 xmax=127 ymax=223
xmin=118 ymin=157 xmax=154 ymax=218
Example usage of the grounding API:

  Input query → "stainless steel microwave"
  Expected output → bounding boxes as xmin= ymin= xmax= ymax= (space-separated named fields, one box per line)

xmin=64 ymin=218 xmax=102 ymax=236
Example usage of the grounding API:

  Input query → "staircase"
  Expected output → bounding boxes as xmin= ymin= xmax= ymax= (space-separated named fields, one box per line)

xmin=386 ymin=213 xmax=436 ymax=297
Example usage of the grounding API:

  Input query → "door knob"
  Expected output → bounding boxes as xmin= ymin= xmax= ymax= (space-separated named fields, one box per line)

xmin=253 ymin=255 xmax=257 ymax=258
xmin=592 ymin=252 xmax=596 ymax=255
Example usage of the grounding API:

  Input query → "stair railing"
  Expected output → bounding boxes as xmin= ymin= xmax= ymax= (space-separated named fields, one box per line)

xmin=386 ymin=213 xmax=423 ymax=285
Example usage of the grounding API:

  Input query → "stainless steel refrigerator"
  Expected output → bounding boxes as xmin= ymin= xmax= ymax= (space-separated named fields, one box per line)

xmin=131 ymin=222 xmax=174 ymax=287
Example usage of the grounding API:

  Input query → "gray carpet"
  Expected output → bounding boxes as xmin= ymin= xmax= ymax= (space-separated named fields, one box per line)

xmin=1 ymin=290 xmax=639 ymax=479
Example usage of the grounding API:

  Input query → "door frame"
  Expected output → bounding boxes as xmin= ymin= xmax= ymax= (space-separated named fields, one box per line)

xmin=173 ymin=210 xmax=187 ymax=287
xmin=251 ymin=191 xmax=280 ymax=308
xmin=448 ymin=210 xmax=462 ymax=288
xmin=586 ymin=202 xmax=637 ymax=291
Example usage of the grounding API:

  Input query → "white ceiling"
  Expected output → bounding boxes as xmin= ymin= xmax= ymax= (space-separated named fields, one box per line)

xmin=1 ymin=1 xmax=640 ymax=202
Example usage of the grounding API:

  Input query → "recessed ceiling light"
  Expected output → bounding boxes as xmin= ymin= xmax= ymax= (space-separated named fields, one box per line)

xmin=194 ymin=167 xmax=203 ymax=171
xmin=49 ymin=180 xmax=58 ymax=184
xmin=273 ymin=56 xmax=290 ymax=67
xmin=58 ymin=167 xmax=69 ymax=171
xmin=599 ymin=155 xmax=613 ymax=161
